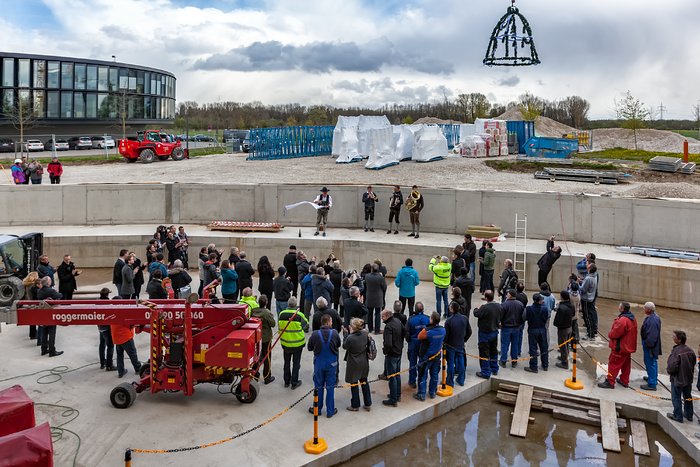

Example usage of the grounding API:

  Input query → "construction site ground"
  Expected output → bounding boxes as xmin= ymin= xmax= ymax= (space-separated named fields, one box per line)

xmin=1 ymin=262 xmax=699 ymax=466
xmin=2 ymin=152 xmax=699 ymax=200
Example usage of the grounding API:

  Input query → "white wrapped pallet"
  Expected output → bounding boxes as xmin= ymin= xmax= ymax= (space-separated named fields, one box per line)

xmin=358 ymin=115 xmax=391 ymax=158
xmin=333 ymin=116 xmax=361 ymax=163
xmin=365 ymin=125 xmax=398 ymax=170
xmin=393 ymin=124 xmax=420 ymax=161
xmin=412 ymin=125 xmax=448 ymax=162
xmin=459 ymin=124 xmax=477 ymax=142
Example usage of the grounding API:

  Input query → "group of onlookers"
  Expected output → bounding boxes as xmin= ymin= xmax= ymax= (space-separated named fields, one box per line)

xmin=10 ymin=157 xmax=63 ymax=184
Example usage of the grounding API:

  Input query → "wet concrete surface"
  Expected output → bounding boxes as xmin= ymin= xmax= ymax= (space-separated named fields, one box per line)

xmin=343 ymin=392 xmax=694 ymax=466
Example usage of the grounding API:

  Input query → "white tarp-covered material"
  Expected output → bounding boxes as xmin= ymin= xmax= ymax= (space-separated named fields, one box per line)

xmin=459 ymin=124 xmax=477 ymax=142
xmin=333 ymin=116 xmax=361 ymax=163
xmin=358 ymin=116 xmax=392 ymax=157
xmin=364 ymin=124 xmax=398 ymax=170
xmin=393 ymin=124 xmax=421 ymax=161
xmin=412 ymin=125 xmax=448 ymax=162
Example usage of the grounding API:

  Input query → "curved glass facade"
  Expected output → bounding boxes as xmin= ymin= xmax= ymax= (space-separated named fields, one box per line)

xmin=0 ymin=52 xmax=175 ymax=124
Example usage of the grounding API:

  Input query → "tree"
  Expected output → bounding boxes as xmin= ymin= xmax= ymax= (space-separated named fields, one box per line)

xmin=1 ymin=90 xmax=35 ymax=157
xmin=456 ymin=93 xmax=491 ymax=123
xmin=692 ymin=102 xmax=700 ymax=139
xmin=518 ymin=92 xmax=545 ymax=120
xmin=562 ymin=96 xmax=590 ymax=129
xmin=401 ymin=116 xmax=414 ymax=124
xmin=615 ymin=91 xmax=650 ymax=150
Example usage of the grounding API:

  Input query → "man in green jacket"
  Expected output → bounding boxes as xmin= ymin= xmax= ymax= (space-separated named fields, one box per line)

xmin=239 ymin=287 xmax=260 ymax=315
xmin=481 ymin=242 xmax=496 ymax=296
xmin=429 ymin=255 xmax=452 ymax=318
xmin=251 ymin=296 xmax=277 ymax=385
xmin=279 ymin=296 xmax=309 ymax=389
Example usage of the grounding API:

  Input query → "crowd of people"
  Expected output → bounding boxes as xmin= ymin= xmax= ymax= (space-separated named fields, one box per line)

xmin=22 ymin=224 xmax=699 ymax=425
xmin=10 ymin=156 xmax=63 ymax=184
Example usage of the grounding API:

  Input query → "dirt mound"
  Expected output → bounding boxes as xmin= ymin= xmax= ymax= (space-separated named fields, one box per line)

xmin=621 ymin=181 xmax=700 ymax=199
xmin=495 ymin=108 xmax=578 ymax=138
xmin=591 ymin=128 xmax=700 ymax=153
xmin=413 ymin=117 xmax=463 ymax=125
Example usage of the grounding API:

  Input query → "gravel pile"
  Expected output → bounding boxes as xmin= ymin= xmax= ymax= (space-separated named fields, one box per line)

xmin=591 ymin=128 xmax=700 ymax=153
xmin=496 ymin=107 xmax=579 ymax=138
xmin=619 ymin=182 xmax=700 ymax=199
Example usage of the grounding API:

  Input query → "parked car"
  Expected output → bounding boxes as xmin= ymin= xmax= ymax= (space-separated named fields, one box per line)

xmin=193 ymin=134 xmax=215 ymax=142
xmin=45 ymin=139 xmax=69 ymax=151
xmin=0 ymin=138 xmax=14 ymax=153
xmin=91 ymin=136 xmax=115 ymax=149
xmin=68 ymin=136 xmax=93 ymax=150
xmin=24 ymin=140 xmax=44 ymax=152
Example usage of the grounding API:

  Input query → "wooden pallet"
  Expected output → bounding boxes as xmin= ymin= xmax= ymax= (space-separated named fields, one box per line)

xmin=208 ymin=221 xmax=284 ymax=232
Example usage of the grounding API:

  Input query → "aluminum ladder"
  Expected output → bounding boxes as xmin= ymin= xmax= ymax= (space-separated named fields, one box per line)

xmin=513 ymin=214 xmax=527 ymax=280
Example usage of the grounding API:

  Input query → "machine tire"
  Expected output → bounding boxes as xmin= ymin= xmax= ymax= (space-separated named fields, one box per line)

xmin=0 ymin=276 xmax=24 ymax=307
xmin=125 ymin=157 xmax=137 ymax=163
xmin=138 ymin=362 xmax=150 ymax=378
xmin=170 ymin=147 xmax=185 ymax=161
xmin=110 ymin=383 xmax=137 ymax=409
xmin=140 ymin=149 xmax=155 ymax=164
xmin=234 ymin=379 xmax=258 ymax=404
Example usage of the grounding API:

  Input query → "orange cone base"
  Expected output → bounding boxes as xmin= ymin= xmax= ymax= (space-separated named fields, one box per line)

xmin=436 ymin=385 xmax=453 ymax=397
xmin=304 ymin=438 xmax=328 ymax=454
xmin=565 ymin=378 xmax=584 ymax=390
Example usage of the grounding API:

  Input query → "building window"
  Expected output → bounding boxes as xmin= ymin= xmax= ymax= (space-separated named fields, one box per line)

xmin=1 ymin=90 xmax=13 ymax=112
xmin=87 ymin=65 xmax=97 ymax=90
xmin=151 ymin=74 xmax=158 ymax=95
xmin=74 ymin=92 xmax=85 ymax=118
xmin=119 ymin=68 xmax=128 ymax=89
xmin=61 ymin=63 xmax=73 ymax=89
xmin=136 ymin=70 xmax=144 ymax=93
xmin=98 ymin=66 xmax=108 ymax=91
xmin=18 ymin=59 xmax=30 ymax=87
xmin=33 ymin=60 xmax=46 ymax=88
xmin=109 ymin=67 xmax=118 ymax=91
xmin=86 ymin=93 xmax=97 ymax=118
xmin=128 ymin=69 xmax=137 ymax=91
xmin=47 ymin=61 xmax=59 ymax=88
xmin=74 ymin=63 xmax=86 ymax=89
xmin=61 ymin=91 xmax=73 ymax=118
xmin=144 ymin=72 xmax=150 ymax=94
xmin=47 ymin=91 xmax=59 ymax=118
xmin=2 ymin=58 xmax=14 ymax=87
xmin=33 ymin=90 xmax=45 ymax=118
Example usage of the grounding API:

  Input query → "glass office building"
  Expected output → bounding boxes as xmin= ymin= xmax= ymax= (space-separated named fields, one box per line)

xmin=0 ymin=52 xmax=176 ymax=135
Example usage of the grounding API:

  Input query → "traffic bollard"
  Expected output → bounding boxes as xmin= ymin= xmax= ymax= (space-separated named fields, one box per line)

xmin=565 ymin=339 xmax=584 ymax=390
xmin=436 ymin=348 xmax=453 ymax=397
xmin=124 ymin=449 xmax=132 ymax=467
xmin=304 ymin=388 xmax=328 ymax=454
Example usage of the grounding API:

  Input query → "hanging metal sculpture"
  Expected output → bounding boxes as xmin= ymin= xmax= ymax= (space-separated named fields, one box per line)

xmin=483 ymin=0 xmax=540 ymax=67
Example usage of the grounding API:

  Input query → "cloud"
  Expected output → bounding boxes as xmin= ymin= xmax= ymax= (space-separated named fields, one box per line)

xmin=329 ymin=77 xmax=453 ymax=106
xmin=191 ymin=37 xmax=454 ymax=74
xmin=496 ymin=76 xmax=520 ymax=87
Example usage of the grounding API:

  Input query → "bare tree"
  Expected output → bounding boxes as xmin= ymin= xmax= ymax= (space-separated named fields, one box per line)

xmin=563 ymin=96 xmax=590 ymax=129
xmin=518 ymin=92 xmax=545 ymax=120
xmin=1 ymin=90 xmax=36 ymax=156
xmin=456 ymin=93 xmax=491 ymax=123
xmin=692 ymin=102 xmax=700 ymax=139
xmin=615 ymin=91 xmax=650 ymax=150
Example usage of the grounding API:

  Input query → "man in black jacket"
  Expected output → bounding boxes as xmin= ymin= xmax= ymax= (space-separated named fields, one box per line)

xmin=36 ymin=276 xmax=63 ymax=357
xmin=382 ymin=309 xmax=405 ymax=407
xmin=342 ymin=286 xmax=368 ymax=330
xmin=454 ymin=267 xmax=474 ymax=313
xmin=113 ymin=249 xmax=128 ymax=296
xmin=473 ymin=291 xmax=501 ymax=379
xmin=273 ymin=266 xmax=293 ymax=315
xmin=553 ymin=290 xmax=575 ymax=369
xmin=537 ymin=236 xmax=562 ymax=288
xmin=462 ymin=234 xmax=477 ymax=283
xmin=147 ymin=270 xmax=168 ymax=299
xmin=444 ymin=302 xmax=471 ymax=387
xmin=57 ymin=254 xmax=80 ymax=300
xmin=236 ymin=252 xmax=255 ymax=290
xmin=283 ymin=245 xmax=298 ymax=297
xmin=500 ymin=290 xmax=525 ymax=368
xmin=497 ymin=259 xmax=518 ymax=303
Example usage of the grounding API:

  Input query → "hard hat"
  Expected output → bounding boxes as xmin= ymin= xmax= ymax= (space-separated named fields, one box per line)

xmin=14 ymin=158 xmax=22 ymax=164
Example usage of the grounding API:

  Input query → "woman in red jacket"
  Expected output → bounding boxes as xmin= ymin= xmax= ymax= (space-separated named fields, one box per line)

xmin=47 ymin=156 xmax=63 ymax=184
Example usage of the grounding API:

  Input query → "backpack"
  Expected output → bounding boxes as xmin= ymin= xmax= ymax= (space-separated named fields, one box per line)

xmin=366 ymin=333 xmax=377 ymax=361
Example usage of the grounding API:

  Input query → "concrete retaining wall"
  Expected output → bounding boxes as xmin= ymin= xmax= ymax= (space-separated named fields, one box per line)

xmin=1 ymin=183 xmax=699 ymax=251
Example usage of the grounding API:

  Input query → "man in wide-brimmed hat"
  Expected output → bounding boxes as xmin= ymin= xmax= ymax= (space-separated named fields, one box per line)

xmin=313 ymin=187 xmax=333 ymax=237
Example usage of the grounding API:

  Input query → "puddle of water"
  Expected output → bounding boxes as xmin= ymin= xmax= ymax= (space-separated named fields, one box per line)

xmin=343 ymin=393 xmax=694 ymax=467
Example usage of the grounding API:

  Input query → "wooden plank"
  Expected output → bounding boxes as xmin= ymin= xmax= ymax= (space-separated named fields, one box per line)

xmin=510 ymin=412 xmax=535 ymax=424
xmin=510 ymin=385 xmax=534 ymax=438
xmin=600 ymin=400 xmax=621 ymax=452
xmin=496 ymin=392 xmax=543 ymax=410
xmin=630 ymin=420 xmax=650 ymax=456
xmin=553 ymin=407 xmax=627 ymax=431
xmin=498 ymin=383 xmax=552 ymax=399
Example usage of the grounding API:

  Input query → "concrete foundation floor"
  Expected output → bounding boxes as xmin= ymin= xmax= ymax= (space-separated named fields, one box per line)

xmin=2 ymin=269 xmax=700 ymax=466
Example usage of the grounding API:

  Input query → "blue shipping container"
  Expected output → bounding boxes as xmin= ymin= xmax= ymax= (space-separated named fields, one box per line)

xmin=524 ymin=137 xmax=579 ymax=159
xmin=506 ymin=121 xmax=535 ymax=154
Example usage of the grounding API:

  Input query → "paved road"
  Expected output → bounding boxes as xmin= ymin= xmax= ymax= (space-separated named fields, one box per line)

xmin=0 ymin=141 xmax=224 ymax=160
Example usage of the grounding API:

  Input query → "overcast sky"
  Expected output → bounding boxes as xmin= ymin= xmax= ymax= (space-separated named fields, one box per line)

xmin=2 ymin=0 xmax=698 ymax=119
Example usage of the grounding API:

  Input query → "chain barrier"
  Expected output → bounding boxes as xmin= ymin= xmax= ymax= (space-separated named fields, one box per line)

xmin=461 ymin=336 xmax=574 ymax=362
xmin=577 ymin=340 xmax=700 ymax=402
